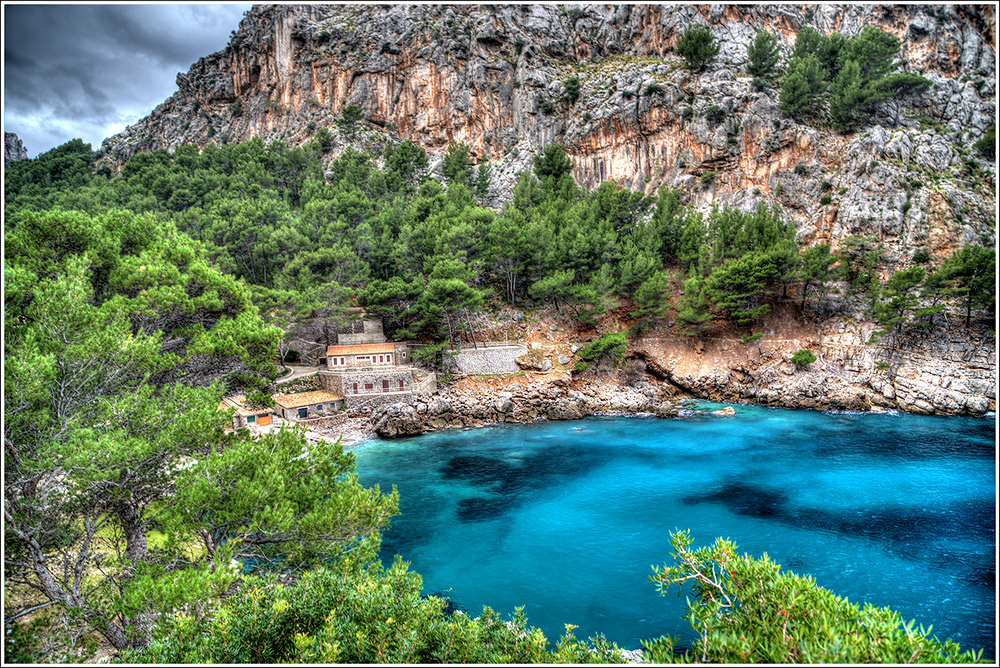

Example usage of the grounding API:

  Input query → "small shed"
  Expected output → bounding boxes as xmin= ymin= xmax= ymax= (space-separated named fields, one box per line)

xmin=220 ymin=396 xmax=275 ymax=429
xmin=273 ymin=390 xmax=344 ymax=420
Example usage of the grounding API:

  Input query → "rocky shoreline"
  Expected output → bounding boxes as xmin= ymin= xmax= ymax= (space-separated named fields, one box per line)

xmin=369 ymin=374 xmax=744 ymax=439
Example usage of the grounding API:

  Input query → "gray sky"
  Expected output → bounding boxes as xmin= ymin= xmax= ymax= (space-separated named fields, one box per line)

xmin=3 ymin=2 xmax=252 ymax=158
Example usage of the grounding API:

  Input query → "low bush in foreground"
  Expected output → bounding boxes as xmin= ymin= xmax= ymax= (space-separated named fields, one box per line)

xmin=643 ymin=531 xmax=984 ymax=663
xmin=117 ymin=558 xmax=625 ymax=664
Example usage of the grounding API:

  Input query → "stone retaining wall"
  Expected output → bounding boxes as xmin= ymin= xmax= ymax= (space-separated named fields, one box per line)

xmin=347 ymin=392 xmax=414 ymax=415
xmin=453 ymin=345 xmax=528 ymax=375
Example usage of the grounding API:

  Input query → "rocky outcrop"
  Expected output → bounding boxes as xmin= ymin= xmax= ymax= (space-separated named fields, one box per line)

xmin=370 ymin=381 xmax=681 ymax=438
xmin=100 ymin=4 xmax=995 ymax=164
xmin=5 ymin=132 xmax=28 ymax=166
xmin=633 ymin=320 xmax=995 ymax=416
xmin=97 ymin=4 xmax=995 ymax=270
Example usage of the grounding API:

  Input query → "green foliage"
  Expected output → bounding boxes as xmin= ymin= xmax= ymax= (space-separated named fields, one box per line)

xmin=475 ymin=160 xmax=493 ymax=201
xmin=645 ymin=531 xmax=983 ymax=663
xmin=798 ymin=243 xmax=839 ymax=308
xmin=677 ymin=271 xmax=713 ymax=337
xmin=337 ymin=104 xmax=364 ymax=137
xmin=121 ymin=559 xmax=625 ymax=664
xmin=675 ymin=24 xmax=720 ymax=73
xmin=704 ymin=251 xmax=780 ymax=325
xmin=2 ymin=209 xmax=328 ymax=652
xmin=700 ymin=170 xmax=717 ymax=184
xmin=533 ymin=143 xmax=574 ymax=189
xmin=576 ymin=331 xmax=628 ymax=371
xmin=704 ymin=104 xmax=726 ymax=124
xmin=935 ymin=243 xmax=996 ymax=328
xmin=790 ymin=348 xmax=817 ymax=366
xmin=630 ymin=270 xmax=673 ymax=335
xmin=867 ymin=265 xmax=927 ymax=347
xmin=644 ymin=82 xmax=665 ymax=97
xmin=563 ymin=76 xmax=581 ymax=103
xmin=746 ymin=30 xmax=782 ymax=83
xmin=973 ymin=125 xmax=995 ymax=160
xmin=442 ymin=140 xmax=473 ymax=187
xmin=779 ymin=54 xmax=827 ymax=120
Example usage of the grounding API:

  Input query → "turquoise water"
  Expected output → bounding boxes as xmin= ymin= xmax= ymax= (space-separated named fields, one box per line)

xmin=353 ymin=404 xmax=996 ymax=656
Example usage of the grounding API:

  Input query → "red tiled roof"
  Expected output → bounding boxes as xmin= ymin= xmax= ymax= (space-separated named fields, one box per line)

xmin=326 ymin=343 xmax=396 ymax=356
xmin=273 ymin=390 xmax=343 ymax=409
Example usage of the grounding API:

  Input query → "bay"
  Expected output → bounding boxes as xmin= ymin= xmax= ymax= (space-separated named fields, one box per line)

xmin=354 ymin=403 xmax=996 ymax=657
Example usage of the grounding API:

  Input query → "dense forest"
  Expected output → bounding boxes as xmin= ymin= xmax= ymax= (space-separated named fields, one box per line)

xmin=3 ymin=19 xmax=994 ymax=665
xmin=6 ymin=128 xmax=994 ymax=363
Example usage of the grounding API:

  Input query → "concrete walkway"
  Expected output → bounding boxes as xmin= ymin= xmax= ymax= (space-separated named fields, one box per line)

xmin=275 ymin=364 xmax=322 ymax=384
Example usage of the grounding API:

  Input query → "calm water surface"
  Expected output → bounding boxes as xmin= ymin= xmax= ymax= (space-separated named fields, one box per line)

xmin=354 ymin=403 xmax=996 ymax=656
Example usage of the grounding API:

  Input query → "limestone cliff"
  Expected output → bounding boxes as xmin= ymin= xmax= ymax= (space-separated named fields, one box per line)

xmin=5 ymin=132 xmax=28 ymax=166
xmin=100 ymin=4 xmax=994 ymax=264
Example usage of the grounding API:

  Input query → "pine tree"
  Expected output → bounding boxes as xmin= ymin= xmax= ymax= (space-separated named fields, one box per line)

xmin=676 ymin=24 xmax=720 ymax=73
xmin=746 ymin=30 xmax=782 ymax=84
xmin=779 ymin=54 xmax=828 ymax=120
xmin=677 ymin=270 xmax=713 ymax=337
xmin=868 ymin=266 xmax=926 ymax=347
xmin=630 ymin=270 xmax=673 ymax=335
xmin=829 ymin=58 xmax=867 ymax=130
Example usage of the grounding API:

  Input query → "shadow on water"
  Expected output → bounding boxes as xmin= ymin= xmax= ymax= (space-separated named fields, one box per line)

xmin=440 ymin=444 xmax=612 ymax=524
xmin=683 ymin=480 xmax=995 ymax=587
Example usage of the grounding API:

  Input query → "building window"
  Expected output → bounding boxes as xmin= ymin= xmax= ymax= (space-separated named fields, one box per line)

xmin=316 ymin=404 xmax=323 ymax=410
xmin=247 ymin=415 xmax=256 ymax=423
xmin=298 ymin=407 xmax=308 ymax=418
xmin=365 ymin=382 xmax=373 ymax=391
xmin=353 ymin=383 xmax=358 ymax=394
xmin=399 ymin=379 xmax=405 ymax=390
xmin=382 ymin=379 xmax=389 ymax=391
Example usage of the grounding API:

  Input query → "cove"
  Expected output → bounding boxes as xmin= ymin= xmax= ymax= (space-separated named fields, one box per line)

xmin=353 ymin=403 xmax=996 ymax=657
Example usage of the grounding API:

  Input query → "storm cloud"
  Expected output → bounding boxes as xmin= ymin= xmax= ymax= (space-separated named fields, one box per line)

xmin=3 ymin=3 xmax=250 ymax=158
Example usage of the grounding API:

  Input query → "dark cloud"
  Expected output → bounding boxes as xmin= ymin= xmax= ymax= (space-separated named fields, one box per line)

xmin=3 ymin=3 xmax=251 ymax=158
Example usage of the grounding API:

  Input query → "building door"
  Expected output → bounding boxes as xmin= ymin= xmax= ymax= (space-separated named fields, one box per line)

xmin=298 ymin=407 xmax=308 ymax=418
xmin=257 ymin=414 xmax=272 ymax=426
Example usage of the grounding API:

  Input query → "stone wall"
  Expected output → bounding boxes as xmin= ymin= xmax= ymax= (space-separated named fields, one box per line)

xmin=338 ymin=318 xmax=386 ymax=344
xmin=320 ymin=368 xmax=414 ymax=396
xmin=453 ymin=345 xmax=528 ymax=375
xmin=346 ymin=392 xmax=413 ymax=415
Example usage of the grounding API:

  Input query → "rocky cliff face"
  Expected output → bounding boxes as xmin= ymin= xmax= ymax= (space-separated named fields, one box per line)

xmin=5 ymin=132 xmax=28 ymax=166
xmin=100 ymin=4 xmax=994 ymax=264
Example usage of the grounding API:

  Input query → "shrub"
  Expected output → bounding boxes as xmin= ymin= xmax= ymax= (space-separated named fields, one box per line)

xmin=541 ymin=100 xmax=557 ymax=115
xmin=794 ymin=164 xmax=808 ymax=175
xmin=681 ymin=106 xmax=693 ymax=121
xmin=821 ymin=180 xmax=832 ymax=190
xmin=700 ymin=170 xmax=717 ymax=184
xmin=676 ymin=24 xmax=720 ymax=73
xmin=973 ymin=125 xmax=995 ymax=160
xmin=912 ymin=248 xmax=931 ymax=264
xmin=622 ymin=89 xmax=635 ymax=100
xmin=819 ymin=195 xmax=832 ymax=205
xmin=564 ymin=76 xmax=581 ymax=104
xmin=644 ymin=83 xmax=665 ymax=97
xmin=705 ymin=105 xmax=726 ymax=124
xmin=121 ymin=559 xmax=626 ymax=664
xmin=573 ymin=361 xmax=591 ymax=373
xmin=791 ymin=348 xmax=817 ymax=366
xmin=645 ymin=531 xmax=982 ymax=663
